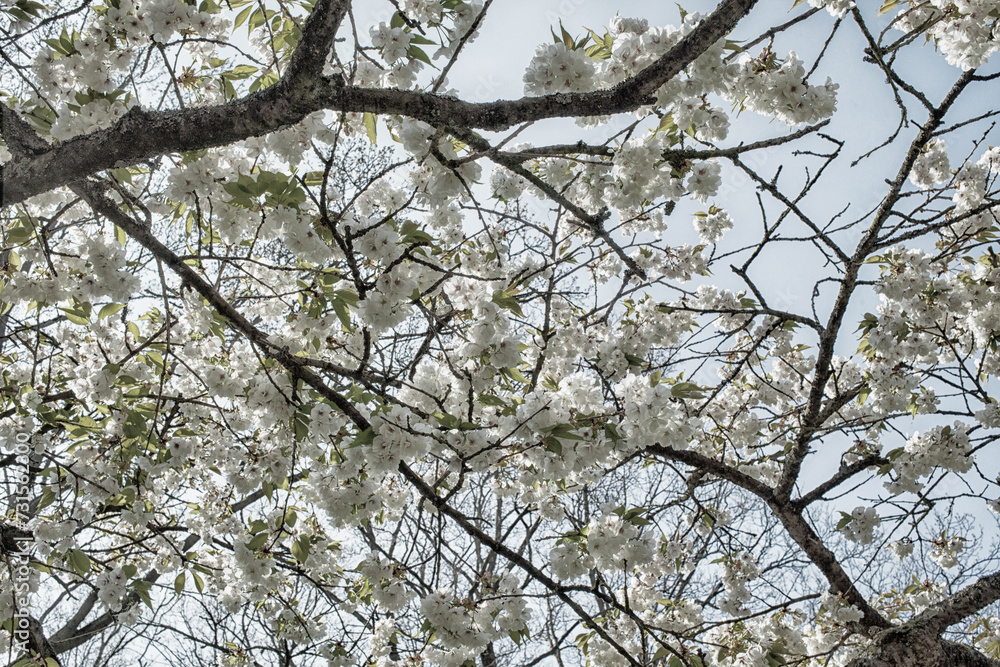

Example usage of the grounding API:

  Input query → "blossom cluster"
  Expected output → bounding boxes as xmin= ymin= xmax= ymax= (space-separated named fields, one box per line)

xmin=930 ymin=534 xmax=966 ymax=569
xmin=886 ymin=423 xmax=973 ymax=495
xmin=693 ymin=207 xmax=735 ymax=244
xmin=839 ymin=506 xmax=881 ymax=545
xmin=418 ymin=573 xmax=530 ymax=664
xmin=729 ymin=52 xmax=839 ymax=126
xmin=909 ymin=140 xmax=952 ymax=189
xmin=719 ymin=551 xmax=761 ymax=615
xmin=890 ymin=0 xmax=1000 ymax=70
xmin=809 ymin=0 xmax=856 ymax=18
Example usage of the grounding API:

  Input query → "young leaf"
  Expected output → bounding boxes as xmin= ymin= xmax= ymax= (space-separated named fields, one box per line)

xmin=363 ymin=112 xmax=377 ymax=143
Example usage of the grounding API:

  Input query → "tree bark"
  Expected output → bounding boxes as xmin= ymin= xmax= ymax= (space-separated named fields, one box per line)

xmin=847 ymin=572 xmax=1000 ymax=667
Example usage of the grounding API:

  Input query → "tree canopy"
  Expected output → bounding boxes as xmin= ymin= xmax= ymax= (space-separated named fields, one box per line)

xmin=3 ymin=0 xmax=1000 ymax=665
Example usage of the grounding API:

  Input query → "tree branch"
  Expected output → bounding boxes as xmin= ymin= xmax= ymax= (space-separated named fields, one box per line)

xmin=1 ymin=0 xmax=758 ymax=206
xmin=70 ymin=178 xmax=370 ymax=429
xmin=772 ymin=69 xmax=977 ymax=502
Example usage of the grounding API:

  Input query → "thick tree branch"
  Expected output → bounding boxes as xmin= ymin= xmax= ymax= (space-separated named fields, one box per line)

xmin=25 ymin=615 xmax=62 ymax=665
xmin=768 ymin=503 xmax=889 ymax=630
xmin=1 ymin=0 xmax=758 ymax=206
xmin=47 ymin=591 xmax=98 ymax=649
xmin=919 ymin=571 xmax=1000 ymax=636
xmin=283 ymin=0 xmax=349 ymax=83
xmin=847 ymin=633 xmax=1000 ymax=667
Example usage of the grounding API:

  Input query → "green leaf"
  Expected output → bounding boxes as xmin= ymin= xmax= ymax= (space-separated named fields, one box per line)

xmin=855 ymin=313 xmax=878 ymax=335
xmin=247 ymin=7 xmax=265 ymax=30
xmin=671 ymin=382 xmax=705 ymax=400
xmin=303 ymin=170 xmax=325 ymax=186
xmin=291 ymin=535 xmax=311 ymax=563
xmin=603 ymin=423 xmax=622 ymax=442
xmin=192 ymin=571 xmax=205 ymax=593
xmin=109 ymin=167 xmax=132 ymax=184
xmin=132 ymin=579 xmax=154 ymax=609
xmin=293 ymin=408 xmax=310 ymax=442
xmin=544 ymin=423 xmax=584 ymax=441
xmin=98 ymin=303 xmax=125 ymax=319
xmin=37 ymin=487 xmax=57 ymax=511
xmin=60 ymin=301 xmax=92 ymax=325
xmin=331 ymin=298 xmax=352 ymax=329
xmin=406 ymin=44 xmax=432 ymax=66
xmin=766 ymin=650 xmax=788 ymax=667
xmin=399 ymin=219 xmax=435 ymax=245
xmin=876 ymin=0 xmax=902 ymax=16
xmin=221 ymin=64 xmax=258 ymax=80
xmin=334 ymin=288 xmax=359 ymax=306
xmin=249 ymin=71 xmax=280 ymax=93
xmin=434 ymin=412 xmax=460 ymax=430
xmin=68 ymin=549 xmax=91 ymax=574
xmin=559 ymin=21 xmax=576 ymax=50
xmin=543 ymin=437 xmax=563 ymax=456
xmin=122 ymin=410 xmax=148 ymax=439
xmin=502 ymin=367 xmax=528 ymax=383
xmin=174 ymin=572 xmax=186 ymax=595
xmin=478 ymin=394 xmax=506 ymax=407
xmin=623 ymin=351 xmax=646 ymax=367
xmin=583 ymin=28 xmax=612 ymax=59
xmin=363 ymin=112 xmax=377 ymax=144
xmin=4 ymin=219 xmax=33 ymax=245
xmin=247 ymin=533 xmax=268 ymax=551
xmin=491 ymin=289 xmax=524 ymax=317
xmin=351 ymin=427 xmax=375 ymax=448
